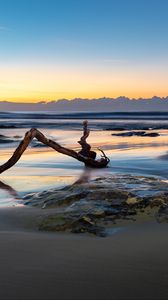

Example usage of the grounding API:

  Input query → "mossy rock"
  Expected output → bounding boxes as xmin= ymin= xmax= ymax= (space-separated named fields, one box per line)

xmin=39 ymin=213 xmax=106 ymax=236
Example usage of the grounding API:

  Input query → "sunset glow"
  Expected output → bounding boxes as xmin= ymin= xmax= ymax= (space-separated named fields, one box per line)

xmin=0 ymin=0 xmax=168 ymax=102
xmin=1 ymin=63 xmax=168 ymax=102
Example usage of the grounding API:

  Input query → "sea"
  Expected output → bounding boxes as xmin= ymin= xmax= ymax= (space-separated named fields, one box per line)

xmin=0 ymin=111 xmax=168 ymax=206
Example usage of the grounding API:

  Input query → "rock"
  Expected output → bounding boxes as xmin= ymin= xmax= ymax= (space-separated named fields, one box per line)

xmin=23 ymin=193 xmax=36 ymax=200
xmin=42 ymin=189 xmax=89 ymax=208
xmin=81 ymin=216 xmax=94 ymax=225
xmin=145 ymin=193 xmax=168 ymax=207
xmin=126 ymin=197 xmax=139 ymax=205
xmin=112 ymin=131 xmax=159 ymax=137
xmin=71 ymin=224 xmax=106 ymax=237
xmin=39 ymin=213 xmax=106 ymax=237
xmin=39 ymin=214 xmax=72 ymax=232
xmin=112 ymin=131 xmax=145 ymax=137
xmin=23 ymin=174 xmax=168 ymax=236
xmin=91 ymin=209 xmax=105 ymax=218
xmin=156 ymin=205 xmax=168 ymax=223
xmin=143 ymin=132 xmax=159 ymax=137
xmin=104 ymin=207 xmax=120 ymax=216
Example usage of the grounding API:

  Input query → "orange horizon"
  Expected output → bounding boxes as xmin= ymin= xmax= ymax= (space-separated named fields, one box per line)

xmin=0 ymin=63 xmax=168 ymax=103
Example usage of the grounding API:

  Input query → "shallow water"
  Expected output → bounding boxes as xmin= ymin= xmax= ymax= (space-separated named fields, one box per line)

xmin=0 ymin=112 xmax=168 ymax=206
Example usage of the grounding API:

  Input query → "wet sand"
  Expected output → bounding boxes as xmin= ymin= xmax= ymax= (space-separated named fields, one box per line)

xmin=0 ymin=207 xmax=168 ymax=300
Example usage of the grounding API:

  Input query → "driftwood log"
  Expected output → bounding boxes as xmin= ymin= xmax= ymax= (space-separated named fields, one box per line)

xmin=0 ymin=121 xmax=110 ymax=174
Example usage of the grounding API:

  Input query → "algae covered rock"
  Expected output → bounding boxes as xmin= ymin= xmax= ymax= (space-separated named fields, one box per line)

xmin=23 ymin=174 xmax=168 ymax=236
xmin=39 ymin=213 xmax=106 ymax=237
xmin=156 ymin=205 xmax=168 ymax=223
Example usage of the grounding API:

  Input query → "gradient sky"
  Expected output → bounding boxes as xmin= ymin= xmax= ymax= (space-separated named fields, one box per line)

xmin=0 ymin=0 xmax=168 ymax=102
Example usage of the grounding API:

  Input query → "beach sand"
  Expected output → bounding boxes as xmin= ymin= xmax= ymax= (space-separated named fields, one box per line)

xmin=0 ymin=207 xmax=167 ymax=300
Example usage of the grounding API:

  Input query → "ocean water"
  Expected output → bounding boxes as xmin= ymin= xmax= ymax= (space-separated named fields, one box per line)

xmin=0 ymin=111 xmax=168 ymax=206
xmin=1 ymin=111 xmax=168 ymax=130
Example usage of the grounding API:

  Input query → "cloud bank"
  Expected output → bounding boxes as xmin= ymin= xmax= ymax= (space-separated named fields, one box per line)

xmin=0 ymin=96 xmax=168 ymax=112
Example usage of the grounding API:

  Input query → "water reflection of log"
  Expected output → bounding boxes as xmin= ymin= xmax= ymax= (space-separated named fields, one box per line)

xmin=0 ymin=181 xmax=20 ymax=199
xmin=73 ymin=167 xmax=92 ymax=185
xmin=0 ymin=121 xmax=110 ymax=174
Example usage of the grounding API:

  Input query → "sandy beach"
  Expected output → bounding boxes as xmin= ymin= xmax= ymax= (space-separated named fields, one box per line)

xmin=0 ymin=206 xmax=167 ymax=300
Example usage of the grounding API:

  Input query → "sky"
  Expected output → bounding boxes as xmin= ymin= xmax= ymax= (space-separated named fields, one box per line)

xmin=0 ymin=0 xmax=168 ymax=102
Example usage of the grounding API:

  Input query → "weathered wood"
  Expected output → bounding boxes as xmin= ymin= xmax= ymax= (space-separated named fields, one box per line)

xmin=78 ymin=120 xmax=97 ymax=159
xmin=0 ymin=123 xmax=110 ymax=174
